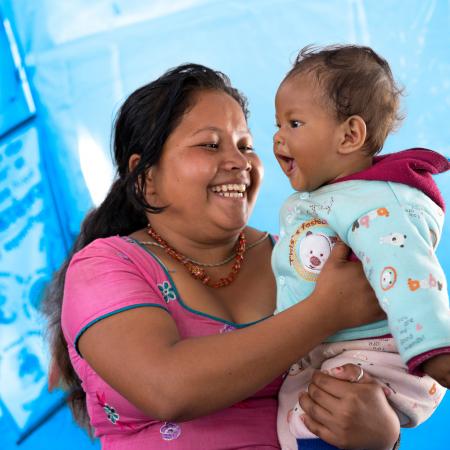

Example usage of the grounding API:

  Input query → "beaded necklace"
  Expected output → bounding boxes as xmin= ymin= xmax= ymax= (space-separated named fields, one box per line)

xmin=140 ymin=232 xmax=269 ymax=267
xmin=146 ymin=225 xmax=246 ymax=288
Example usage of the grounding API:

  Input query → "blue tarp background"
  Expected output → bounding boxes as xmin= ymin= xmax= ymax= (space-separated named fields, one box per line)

xmin=0 ymin=1 xmax=448 ymax=449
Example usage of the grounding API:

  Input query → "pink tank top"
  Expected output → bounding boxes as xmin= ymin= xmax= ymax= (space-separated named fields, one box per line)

xmin=62 ymin=236 xmax=282 ymax=449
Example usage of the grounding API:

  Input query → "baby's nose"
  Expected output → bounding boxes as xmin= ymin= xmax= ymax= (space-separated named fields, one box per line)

xmin=273 ymin=132 xmax=284 ymax=146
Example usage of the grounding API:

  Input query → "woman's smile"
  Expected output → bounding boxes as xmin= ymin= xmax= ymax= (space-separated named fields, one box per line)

xmin=210 ymin=183 xmax=248 ymax=198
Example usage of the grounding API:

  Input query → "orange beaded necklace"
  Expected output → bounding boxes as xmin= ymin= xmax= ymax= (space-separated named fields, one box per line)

xmin=146 ymin=225 xmax=246 ymax=288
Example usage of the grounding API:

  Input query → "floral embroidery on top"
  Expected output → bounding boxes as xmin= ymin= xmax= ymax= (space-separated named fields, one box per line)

xmin=104 ymin=404 xmax=120 ymax=424
xmin=157 ymin=281 xmax=177 ymax=302
xmin=160 ymin=422 xmax=181 ymax=440
xmin=220 ymin=324 xmax=236 ymax=333
xmin=96 ymin=392 xmax=138 ymax=431
xmin=116 ymin=251 xmax=131 ymax=261
xmin=121 ymin=236 xmax=136 ymax=244
xmin=97 ymin=392 xmax=120 ymax=424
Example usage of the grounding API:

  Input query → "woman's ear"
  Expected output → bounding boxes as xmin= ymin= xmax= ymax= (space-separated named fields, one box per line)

xmin=128 ymin=153 xmax=141 ymax=172
xmin=129 ymin=153 xmax=157 ymax=198
xmin=338 ymin=115 xmax=367 ymax=155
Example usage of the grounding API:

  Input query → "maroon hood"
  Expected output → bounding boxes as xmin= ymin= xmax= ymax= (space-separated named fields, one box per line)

xmin=332 ymin=148 xmax=449 ymax=210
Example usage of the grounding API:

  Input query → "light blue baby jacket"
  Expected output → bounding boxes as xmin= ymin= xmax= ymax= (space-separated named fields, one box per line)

xmin=272 ymin=180 xmax=449 ymax=364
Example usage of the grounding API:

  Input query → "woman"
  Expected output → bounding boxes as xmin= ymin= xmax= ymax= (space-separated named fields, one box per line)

xmin=44 ymin=64 xmax=400 ymax=449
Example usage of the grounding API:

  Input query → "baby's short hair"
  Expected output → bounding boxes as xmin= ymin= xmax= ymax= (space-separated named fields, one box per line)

xmin=286 ymin=44 xmax=404 ymax=155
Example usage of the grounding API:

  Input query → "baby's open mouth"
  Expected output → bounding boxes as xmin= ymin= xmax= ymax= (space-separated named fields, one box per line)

xmin=277 ymin=155 xmax=296 ymax=174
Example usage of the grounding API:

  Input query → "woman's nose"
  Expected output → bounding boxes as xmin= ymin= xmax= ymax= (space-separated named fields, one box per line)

xmin=223 ymin=145 xmax=251 ymax=171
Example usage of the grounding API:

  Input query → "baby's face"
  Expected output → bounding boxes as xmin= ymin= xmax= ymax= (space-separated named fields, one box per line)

xmin=273 ymin=74 xmax=343 ymax=192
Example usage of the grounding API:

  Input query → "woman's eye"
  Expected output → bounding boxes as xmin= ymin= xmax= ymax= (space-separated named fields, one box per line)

xmin=290 ymin=120 xmax=302 ymax=128
xmin=240 ymin=145 xmax=254 ymax=153
xmin=203 ymin=143 xmax=219 ymax=150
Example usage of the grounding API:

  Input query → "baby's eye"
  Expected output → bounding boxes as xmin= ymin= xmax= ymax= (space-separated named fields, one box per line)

xmin=289 ymin=120 xmax=302 ymax=128
xmin=275 ymin=123 xmax=280 ymax=129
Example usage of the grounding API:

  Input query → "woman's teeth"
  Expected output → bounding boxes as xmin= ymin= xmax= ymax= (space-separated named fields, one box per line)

xmin=211 ymin=184 xmax=246 ymax=197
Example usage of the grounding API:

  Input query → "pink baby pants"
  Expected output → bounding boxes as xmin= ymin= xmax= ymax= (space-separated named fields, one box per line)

xmin=277 ymin=337 xmax=445 ymax=450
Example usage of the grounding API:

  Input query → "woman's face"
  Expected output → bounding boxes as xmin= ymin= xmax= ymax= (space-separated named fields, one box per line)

xmin=147 ymin=89 xmax=263 ymax=237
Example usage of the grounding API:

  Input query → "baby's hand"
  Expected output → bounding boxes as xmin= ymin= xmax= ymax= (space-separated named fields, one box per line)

xmin=422 ymin=354 xmax=450 ymax=388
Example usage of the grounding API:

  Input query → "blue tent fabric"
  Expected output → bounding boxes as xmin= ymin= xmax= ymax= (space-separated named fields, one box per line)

xmin=0 ymin=4 xmax=92 ymax=448
xmin=0 ymin=123 xmax=74 ymax=447
xmin=0 ymin=1 xmax=448 ymax=449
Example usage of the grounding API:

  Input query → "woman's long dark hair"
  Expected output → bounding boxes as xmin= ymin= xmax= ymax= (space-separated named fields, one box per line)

xmin=42 ymin=63 xmax=249 ymax=432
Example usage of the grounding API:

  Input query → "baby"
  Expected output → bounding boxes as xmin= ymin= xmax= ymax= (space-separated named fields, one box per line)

xmin=272 ymin=44 xmax=450 ymax=450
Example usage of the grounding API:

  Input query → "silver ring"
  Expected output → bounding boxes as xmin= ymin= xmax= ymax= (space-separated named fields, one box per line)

xmin=353 ymin=365 xmax=364 ymax=383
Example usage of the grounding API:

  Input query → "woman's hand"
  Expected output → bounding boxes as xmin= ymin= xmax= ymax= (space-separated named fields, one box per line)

xmin=299 ymin=364 xmax=400 ymax=450
xmin=313 ymin=241 xmax=385 ymax=332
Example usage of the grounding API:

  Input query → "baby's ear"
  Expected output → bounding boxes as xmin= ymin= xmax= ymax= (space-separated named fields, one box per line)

xmin=338 ymin=115 xmax=366 ymax=154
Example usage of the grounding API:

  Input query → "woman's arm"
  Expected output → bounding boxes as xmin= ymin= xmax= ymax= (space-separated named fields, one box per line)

xmin=78 ymin=242 xmax=384 ymax=422
xmin=300 ymin=365 xmax=400 ymax=450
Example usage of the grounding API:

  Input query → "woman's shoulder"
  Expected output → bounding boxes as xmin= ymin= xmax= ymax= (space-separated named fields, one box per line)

xmin=62 ymin=235 xmax=170 ymax=349
xmin=71 ymin=235 xmax=144 ymax=261
xmin=68 ymin=236 xmax=164 ymax=281
xmin=75 ymin=235 xmax=130 ymax=252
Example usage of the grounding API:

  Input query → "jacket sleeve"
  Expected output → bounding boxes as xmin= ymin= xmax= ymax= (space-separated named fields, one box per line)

xmin=346 ymin=201 xmax=450 ymax=371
